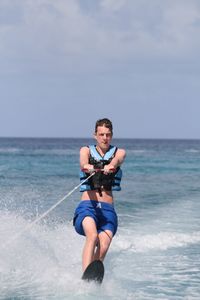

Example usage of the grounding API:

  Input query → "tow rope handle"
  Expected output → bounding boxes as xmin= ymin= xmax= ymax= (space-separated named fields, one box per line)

xmin=81 ymin=167 xmax=116 ymax=173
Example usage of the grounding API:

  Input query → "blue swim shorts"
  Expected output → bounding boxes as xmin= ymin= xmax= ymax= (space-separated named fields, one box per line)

xmin=73 ymin=200 xmax=118 ymax=237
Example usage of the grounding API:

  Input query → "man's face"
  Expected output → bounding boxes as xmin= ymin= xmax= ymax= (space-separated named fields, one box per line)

xmin=94 ymin=125 xmax=112 ymax=150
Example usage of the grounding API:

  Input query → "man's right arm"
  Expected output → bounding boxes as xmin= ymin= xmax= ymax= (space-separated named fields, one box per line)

xmin=80 ymin=147 xmax=93 ymax=171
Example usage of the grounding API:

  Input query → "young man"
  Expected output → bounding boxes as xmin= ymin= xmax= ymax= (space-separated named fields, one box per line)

xmin=73 ymin=118 xmax=126 ymax=272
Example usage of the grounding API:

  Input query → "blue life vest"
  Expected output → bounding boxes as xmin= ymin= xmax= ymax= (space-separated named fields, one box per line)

xmin=80 ymin=145 xmax=122 ymax=192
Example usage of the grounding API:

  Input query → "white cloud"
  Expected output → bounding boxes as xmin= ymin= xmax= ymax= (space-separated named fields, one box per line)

xmin=100 ymin=0 xmax=127 ymax=11
xmin=0 ymin=0 xmax=200 ymax=74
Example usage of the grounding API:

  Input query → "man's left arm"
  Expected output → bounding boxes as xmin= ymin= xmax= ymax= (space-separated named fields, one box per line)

xmin=104 ymin=149 xmax=126 ymax=173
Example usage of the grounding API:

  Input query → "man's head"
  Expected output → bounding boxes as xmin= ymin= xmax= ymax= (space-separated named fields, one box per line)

xmin=94 ymin=118 xmax=113 ymax=151
xmin=95 ymin=118 xmax=113 ymax=136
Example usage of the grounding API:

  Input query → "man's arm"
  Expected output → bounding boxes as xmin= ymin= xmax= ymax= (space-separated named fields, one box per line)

xmin=104 ymin=148 xmax=126 ymax=173
xmin=80 ymin=146 xmax=94 ymax=171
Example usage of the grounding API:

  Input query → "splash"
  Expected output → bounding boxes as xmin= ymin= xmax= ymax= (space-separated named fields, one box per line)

xmin=0 ymin=212 xmax=124 ymax=299
xmin=113 ymin=230 xmax=200 ymax=253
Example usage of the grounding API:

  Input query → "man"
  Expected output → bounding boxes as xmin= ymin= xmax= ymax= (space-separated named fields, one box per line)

xmin=73 ymin=118 xmax=126 ymax=272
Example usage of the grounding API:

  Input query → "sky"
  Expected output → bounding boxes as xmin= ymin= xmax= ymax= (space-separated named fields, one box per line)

xmin=0 ymin=0 xmax=200 ymax=139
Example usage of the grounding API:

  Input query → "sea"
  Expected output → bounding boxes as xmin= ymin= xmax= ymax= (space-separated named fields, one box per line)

xmin=0 ymin=137 xmax=200 ymax=300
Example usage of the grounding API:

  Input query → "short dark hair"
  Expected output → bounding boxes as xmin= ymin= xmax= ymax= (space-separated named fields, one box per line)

xmin=95 ymin=118 xmax=113 ymax=135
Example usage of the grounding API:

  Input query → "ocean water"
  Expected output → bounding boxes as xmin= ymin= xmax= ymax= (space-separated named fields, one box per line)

xmin=0 ymin=137 xmax=200 ymax=300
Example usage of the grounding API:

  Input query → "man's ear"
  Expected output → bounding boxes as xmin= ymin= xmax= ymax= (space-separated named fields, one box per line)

xmin=93 ymin=132 xmax=97 ymax=141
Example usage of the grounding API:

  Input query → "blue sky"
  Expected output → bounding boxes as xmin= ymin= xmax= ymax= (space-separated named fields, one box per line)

xmin=0 ymin=0 xmax=200 ymax=139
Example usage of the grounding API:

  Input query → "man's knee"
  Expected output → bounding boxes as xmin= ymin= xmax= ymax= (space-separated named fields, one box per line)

xmin=86 ymin=232 xmax=98 ymax=243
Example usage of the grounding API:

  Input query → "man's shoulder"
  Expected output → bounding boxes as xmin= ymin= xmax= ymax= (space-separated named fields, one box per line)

xmin=80 ymin=146 xmax=90 ymax=153
xmin=116 ymin=148 xmax=126 ymax=157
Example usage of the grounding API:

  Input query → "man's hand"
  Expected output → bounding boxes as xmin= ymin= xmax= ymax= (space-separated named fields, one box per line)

xmin=103 ymin=164 xmax=116 ymax=174
xmin=82 ymin=164 xmax=95 ymax=173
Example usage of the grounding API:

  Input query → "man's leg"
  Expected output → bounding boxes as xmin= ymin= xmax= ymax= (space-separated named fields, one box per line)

xmin=82 ymin=216 xmax=98 ymax=271
xmin=94 ymin=230 xmax=113 ymax=261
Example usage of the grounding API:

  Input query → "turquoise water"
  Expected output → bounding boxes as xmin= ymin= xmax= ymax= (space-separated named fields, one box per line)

xmin=0 ymin=138 xmax=200 ymax=299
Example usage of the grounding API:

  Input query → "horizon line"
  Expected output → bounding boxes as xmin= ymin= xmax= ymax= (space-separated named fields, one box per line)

xmin=0 ymin=136 xmax=200 ymax=141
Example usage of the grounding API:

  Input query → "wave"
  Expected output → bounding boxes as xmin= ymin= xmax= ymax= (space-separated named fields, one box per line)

xmin=185 ymin=149 xmax=200 ymax=153
xmin=0 ymin=148 xmax=78 ymax=156
xmin=114 ymin=231 xmax=200 ymax=253
xmin=126 ymin=149 xmax=149 ymax=154
xmin=30 ymin=149 xmax=78 ymax=156
xmin=0 ymin=148 xmax=22 ymax=154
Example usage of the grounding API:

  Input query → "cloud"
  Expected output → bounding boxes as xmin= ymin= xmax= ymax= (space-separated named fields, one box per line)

xmin=100 ymin=0 xmax=126 ymax=11
xmin=0 ymin=0 xmax=200 ymax=75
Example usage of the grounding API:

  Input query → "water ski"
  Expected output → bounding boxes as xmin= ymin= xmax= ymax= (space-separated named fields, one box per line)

xmin=82 ymin=260 xmax=104 ymax=284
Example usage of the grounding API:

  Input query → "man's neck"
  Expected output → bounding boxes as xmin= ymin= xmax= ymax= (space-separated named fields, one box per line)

xmin=96 ymin=145 xmax=110 ymax=156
